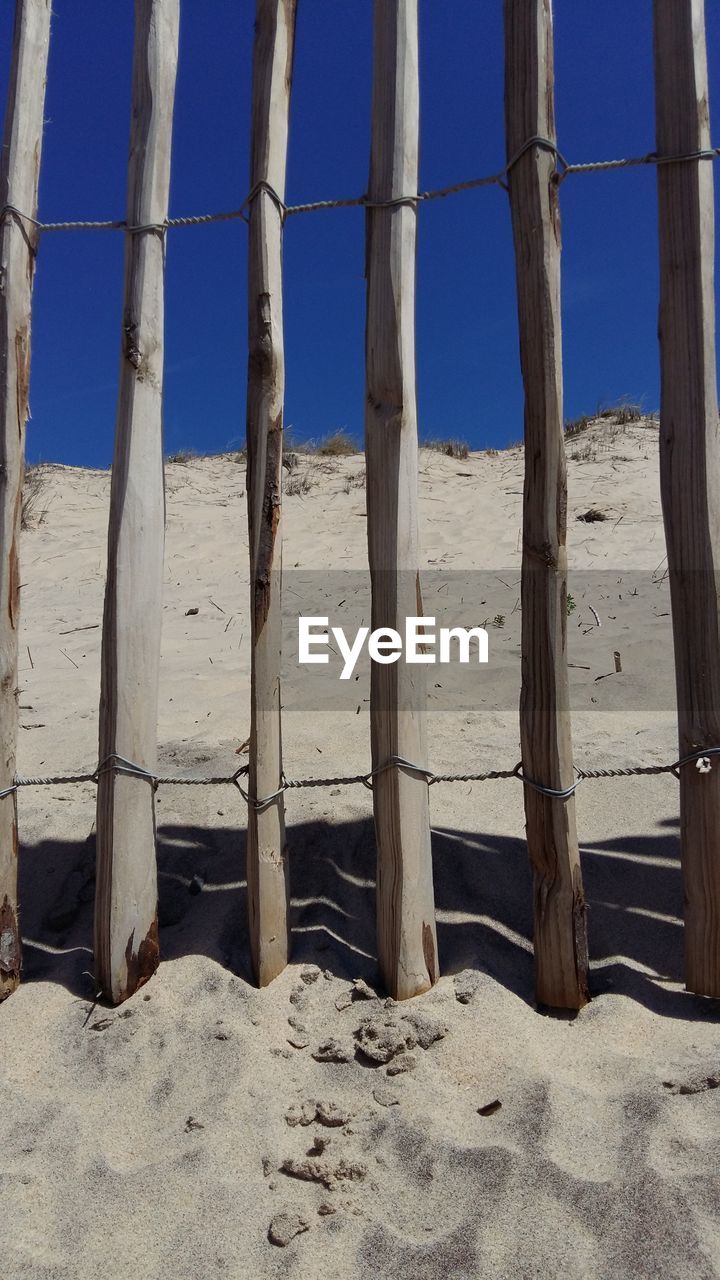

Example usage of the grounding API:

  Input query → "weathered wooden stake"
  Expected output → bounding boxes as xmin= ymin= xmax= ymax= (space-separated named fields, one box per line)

xmin=245 ymin=0 xmax=296 ymax=986
xmin=95 ymin=0 xmax=178 ymax=1004
xmin=505 ymin=0 xmax=589 ymax=1009
xmin=655 ymin=0 xmax=720 ymax=996
xmin=0 ymin=0 xmax=51 ymax=1002
xmin=365 ymin=0 xmax=438 ymax=1000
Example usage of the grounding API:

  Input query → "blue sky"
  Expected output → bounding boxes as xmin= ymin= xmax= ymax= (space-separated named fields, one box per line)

xmin=1 ymin=1 xmax=719 ymax=468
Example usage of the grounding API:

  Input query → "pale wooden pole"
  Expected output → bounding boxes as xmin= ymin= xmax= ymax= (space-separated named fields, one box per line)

xmin=365 ymin=0 xmax=438 ymax=1000
xmin=505 ymin=0 xmax=589 ymax=1009
xmin=245 ymin=0 xmax=296 ymax=987
xmin=95 ymin=0 xmax=179 ymax=1004
xmin=654 ymin=0 xmax=720 ymax=997
xmin=0 ymin=0 xmax=51 ymax=1002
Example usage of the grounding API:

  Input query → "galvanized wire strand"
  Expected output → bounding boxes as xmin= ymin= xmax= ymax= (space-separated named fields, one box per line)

xmin=284 ymin=771 xmax=369 ymax=790
xmin=0 ymin=203 xmax=249 ymax=234
xmin=561 ymin=146 xmax=720 ymax=180
xmin=429 ymin=767 xmax=518 ymax=784
xmin=2 ymin=141 xmax=718 ymax=237
xmin=0 ymin=771 xmax=96 ymax=799
xmin=576 ymin=764 xmax=668 ymax=781
xmin=2 ymin=746 xmax=718 ymax=809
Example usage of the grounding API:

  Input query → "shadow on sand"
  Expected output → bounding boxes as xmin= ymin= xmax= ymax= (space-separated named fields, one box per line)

xmin=14 ymin=809 xmax=719 ymax=1022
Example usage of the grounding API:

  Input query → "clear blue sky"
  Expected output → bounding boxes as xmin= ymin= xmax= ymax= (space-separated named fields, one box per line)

xmin=2 ymin=1 xmax=719 ymax=468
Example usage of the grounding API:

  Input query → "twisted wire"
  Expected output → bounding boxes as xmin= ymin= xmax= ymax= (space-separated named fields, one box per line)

xmin=2 ymin=746 xmax=715 ymax=809
xmin=2 ymin=140 xmax=717 ymax=237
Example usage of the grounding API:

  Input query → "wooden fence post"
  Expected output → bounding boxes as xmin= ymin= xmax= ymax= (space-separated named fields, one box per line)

xmin=0 ymin=0 xmax=51 ymax=1002
xmin=654 ymin=0 xmax=720 ymax=996
xmin=505 ymin=0 xmax=589 ymax=1009
xmin=365 ymin=0 xmax=438 ymax=1000
xmin=245 ymin=0 xmax=296 ymax=986
xmin=95 ymin=0 xmax=179 ymax=1004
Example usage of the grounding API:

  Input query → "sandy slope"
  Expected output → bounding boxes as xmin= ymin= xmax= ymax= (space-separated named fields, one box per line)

xmin=1 ymin=416 xmax=719 ymax=1279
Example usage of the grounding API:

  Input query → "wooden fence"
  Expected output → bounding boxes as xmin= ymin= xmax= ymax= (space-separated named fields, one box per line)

xmin=0 ymin=0 xmax=718 ymax=1011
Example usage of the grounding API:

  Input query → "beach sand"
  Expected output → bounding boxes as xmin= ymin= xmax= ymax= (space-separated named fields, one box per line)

xmin=2 ymin=415 xmax=719 ymax=1278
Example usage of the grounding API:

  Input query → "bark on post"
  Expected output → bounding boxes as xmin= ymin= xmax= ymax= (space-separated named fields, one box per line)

xmin=95 ymin=0 xmax=178 ymax=1004
xmin=245 ymin=0 xmax=296 ymax=986
xmin=0 ymin=0 xmax=51 ymax=1002
xmin=654 ymin=0 xmax=720 ymax=996
xmin=505 ymin=0 xmax=589 ymax=1009
xmin=365 ymin=0 xmax=438 ymax=1000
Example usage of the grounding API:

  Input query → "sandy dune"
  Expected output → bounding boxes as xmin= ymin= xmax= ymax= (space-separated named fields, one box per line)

xmin=2 ymin=416 xmax=719 ymax=1278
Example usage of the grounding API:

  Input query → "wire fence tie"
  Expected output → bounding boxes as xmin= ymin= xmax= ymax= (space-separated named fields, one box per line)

xmin=243 ymin=179 xmax=286 ymax=221
xmin=655 ymin=147 xmax=719 ymax=167
xmin=367 ymin=755 xmax=436 ymax=786
xmin=96 ymin=754 xmax=157 ymax=784
xmin=513 ymin=761 xmax=580 ymax=800
xmin=125 ymin=220 xmax=168 ymax=236
xmin=504 ymin=134 xmax=568 ymax=182
xmin=235 ymin=776 xmax=288 ymax=812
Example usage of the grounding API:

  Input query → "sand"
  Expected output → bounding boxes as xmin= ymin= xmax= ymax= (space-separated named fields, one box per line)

xmin=1 ymin=415 xmax=719 ymax=1278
